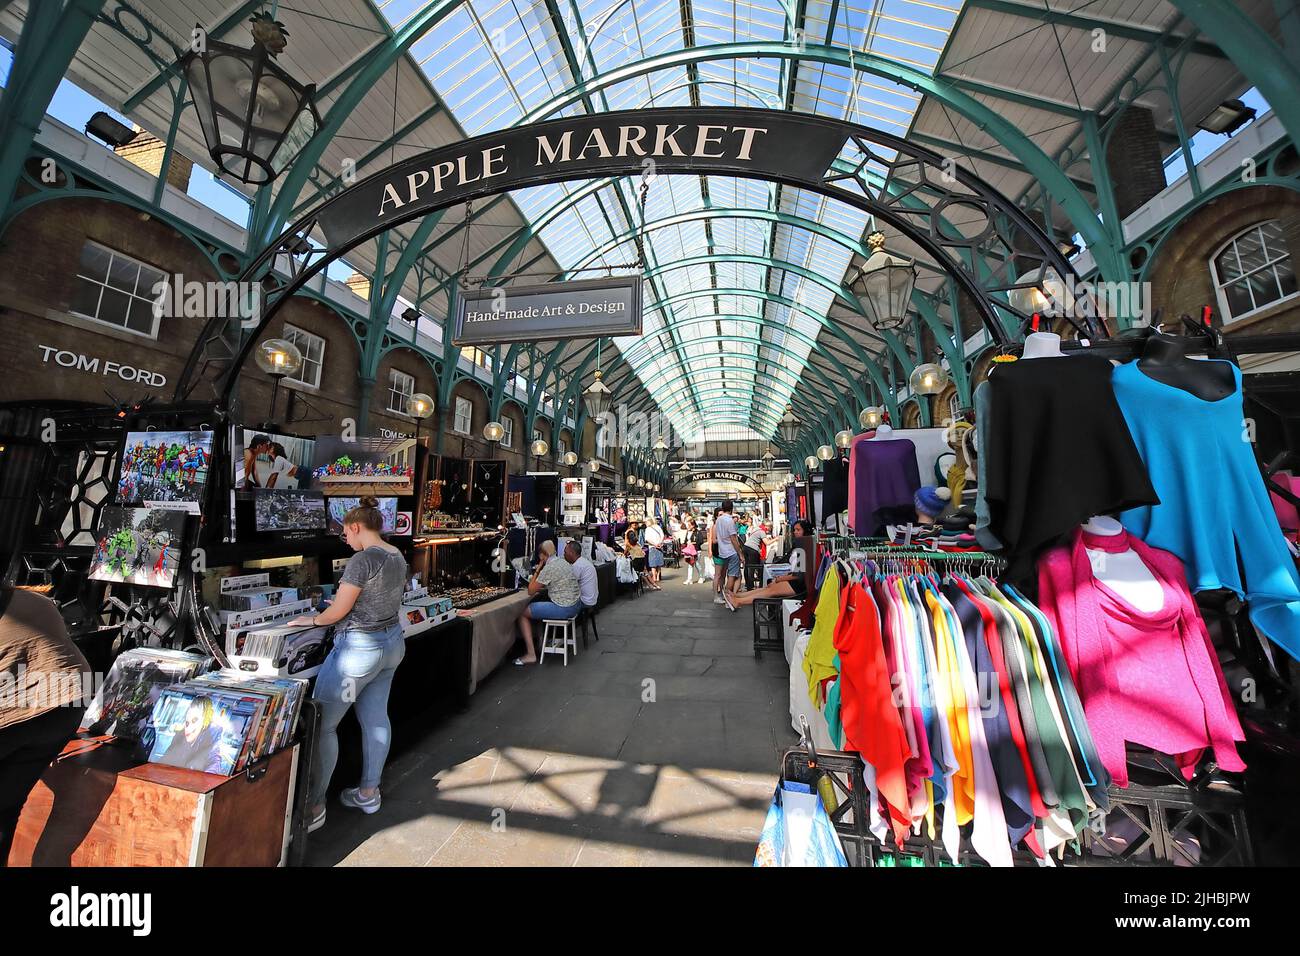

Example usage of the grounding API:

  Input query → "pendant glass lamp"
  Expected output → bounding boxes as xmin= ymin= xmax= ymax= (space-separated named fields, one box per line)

xmin=182 ymin=13 xmax=320 ymax=185
xmin=835 ymin=429 xmax=854 ymax=449
xmin=846 ymin=231 xmax=917 ymax=332
xmin=859 ymin=406 xmax=884 ymax=430
xmin=530 ymin=438 xmax=549 ymax=457
xmin=582 ymin=369 xmax=612 ymax=418
xmin=909 ymin=363 xmax=949 ymax=396
xmin=254 ymin=338 xmax=303 ymax=377
xmin=817 ymin=444 xmax=835 ymax=461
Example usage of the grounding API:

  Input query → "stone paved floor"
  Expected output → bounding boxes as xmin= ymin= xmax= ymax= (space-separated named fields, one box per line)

xmin=306 ymin=564 xmax=796 ymax=866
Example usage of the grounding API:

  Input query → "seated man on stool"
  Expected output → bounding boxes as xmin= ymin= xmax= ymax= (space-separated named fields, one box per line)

xmin=564 ymin=540 xmax=599 ymax=613
xmin=514 ymin=540 xmax=583 ymax=665
xmin=723 ymin=520 xmax=812 ymax=611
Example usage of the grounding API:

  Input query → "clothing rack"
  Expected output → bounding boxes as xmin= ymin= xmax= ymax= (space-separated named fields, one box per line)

xmin=817 ymin=534 xmax=1006 ymax=571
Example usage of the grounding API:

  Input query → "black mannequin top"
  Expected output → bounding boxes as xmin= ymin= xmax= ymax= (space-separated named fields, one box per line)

xmin=1137 ymin=332 xmax=1236 ymax=401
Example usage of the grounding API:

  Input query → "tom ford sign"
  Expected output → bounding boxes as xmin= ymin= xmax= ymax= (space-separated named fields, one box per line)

xmin=313 ymin=109 xmax=847 ymax=251
xmin=454 ymin=276 xmax=641 ymax=345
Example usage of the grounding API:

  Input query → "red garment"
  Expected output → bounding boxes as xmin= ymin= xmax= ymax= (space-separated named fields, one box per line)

xmin=951 ymin=576 xmax=1047 ymax=820
xmin=833 ymin=580 xmax=911 ymax=844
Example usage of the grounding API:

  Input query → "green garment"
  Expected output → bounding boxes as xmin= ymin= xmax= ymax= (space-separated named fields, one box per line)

xmin=824 ymin=656 xmax=844 ymax=749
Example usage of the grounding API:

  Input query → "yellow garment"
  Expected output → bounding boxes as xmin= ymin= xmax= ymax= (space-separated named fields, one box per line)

xmin=802 ymin=566 xmax=842 ymax=708
xmin=928 ymin=587 xmax=974 ymax=825
xmin=947 ymin=460 xmax=967 ymax=506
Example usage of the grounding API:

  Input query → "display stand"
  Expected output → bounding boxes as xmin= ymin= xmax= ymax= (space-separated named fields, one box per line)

xmin=9 ymin=739 xmax=299 ymax=867
xmin=779 ymin=728 xmax=1253 ymax=868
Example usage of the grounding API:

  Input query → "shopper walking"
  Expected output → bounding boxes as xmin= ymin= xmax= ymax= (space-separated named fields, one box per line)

xmin=714 ymin=500 xmax=744 ymax=604
xmin=644 ymin=518 xmax=665 ymax=590
xmin=0 ymin=586 xmax=92 ymax=866
xmin=682 ymin=516 xmax=700 ymax=584
xmin=291 ymin=497 xmax=408 ymax=830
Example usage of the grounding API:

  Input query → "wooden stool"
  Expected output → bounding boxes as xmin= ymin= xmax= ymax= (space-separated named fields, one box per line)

xmin=540 ymin=618 xmax=578 ymax=665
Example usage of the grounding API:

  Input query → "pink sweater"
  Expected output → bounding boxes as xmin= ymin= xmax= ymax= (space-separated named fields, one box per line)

xmin=1037 ymin=529 xmax=1245 ymax=787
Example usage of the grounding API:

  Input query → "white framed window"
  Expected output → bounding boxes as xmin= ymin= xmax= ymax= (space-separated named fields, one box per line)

xmin=70 ymin=240 xmax=167 ymax=338
xmin=387 ymin=368 xmax=415 ymax=414
xmin=501 ymin=416 xmax=514 ymax=448
xmin=1211 ymin=220 xmax=1297 ymax=324
xmin=282 ymin=323 xmax=325 ymax=388
xmin=557 ymin=438 xmax=568 ymax=457
xmin=453 ymin=396 xmax=473 ymax=435
xmin=948 ymin=391 xmax=962 ymax=424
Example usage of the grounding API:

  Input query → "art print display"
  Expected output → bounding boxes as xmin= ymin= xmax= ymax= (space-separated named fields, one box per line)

xmin=88 ymin=506 xmax=185 ymax=588
xmin=326 ymin=497 xmax=398 ymax=534
xmin=561 ymin=477 xmax=587 ymax=526
xmin=254 ymin=489 xmax=327 ymax=532
xmin=312 ymin=436 xmax=415 ymax=496
xmin=147 ymin=685 xmax=269 ymax=775
xmin=117 ymin=430 xmax=214 ymax=512
xmin=235 ymin=429 xmax=315 ymax=491
xmin=79 ymin=648 xmax=209 ymax=744
xmin=609 ymin=496 xmax=627 ymax=523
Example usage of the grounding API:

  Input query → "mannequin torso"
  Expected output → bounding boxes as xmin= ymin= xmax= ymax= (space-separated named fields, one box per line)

xmin=868 ymin=423 xmax=897 ymax=441
xmin=1082 ymin=515 xmax=1163 ymax=612
xmin=1137 ymin=332 xmax=1236 ymax=401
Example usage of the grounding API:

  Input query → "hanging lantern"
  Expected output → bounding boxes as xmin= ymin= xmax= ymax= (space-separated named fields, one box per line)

xmin=483 ymin=421 xmax=505 ymax=443
xmin=254 ymin=338 xmax=303 ymax=377
xmin=589 ymin=459 xmax=601 ymax=473
xmin=909 ymin=363 xmax=950 ymax=396
xmin=652 ymin=435 xmax=669 ymax=465
xmin=407 ymin=392 xmax=435 ymax=419
xmin=654 ymin=483 xmax=661 ymax=493
xmin=859 ymin=406 xmax=884 ymax=430
xmin=846 ymin=231 xmax=917 ymax=332
xmin=835 ymin=429 xmax=854 ymax=449
xmin=761 ymin=449 xmax=776 ymax=472
xmin=530 ymin=438 xmax=549 ymax=458
xmin=1008 ymin=266 xmax=1068 ymax=319
xmin=777 ymin=405 xmax=801 ymax=444
xmin=804 ymin=455 xmax=820 ymax=472
xmin=182 ymin=13 xmax=321 ymax=185
xmin=582 ymin=369 xmax=612 ymax=418
xmin=562 ymin=451 xmax=579 ymax=467
xmin=817 ymin=444 xmax=835 ymax=461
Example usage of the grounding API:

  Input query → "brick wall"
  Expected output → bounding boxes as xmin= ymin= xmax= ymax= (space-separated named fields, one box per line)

xmin=114 ymin=129 xmax=193 ymax=192
xmin=1105 ymin=106 xmax=1167 ymax=221
xmin=1145 ymin=184 xmax=1300 ymax=337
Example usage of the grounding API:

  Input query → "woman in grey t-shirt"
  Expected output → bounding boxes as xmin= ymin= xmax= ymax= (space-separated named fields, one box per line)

xmin=289 ymin=496 xmax=408 ymax=831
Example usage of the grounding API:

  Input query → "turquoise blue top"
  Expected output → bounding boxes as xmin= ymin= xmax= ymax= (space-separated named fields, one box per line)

xmin=1113 ymin=360 xmax=1300 ymax=662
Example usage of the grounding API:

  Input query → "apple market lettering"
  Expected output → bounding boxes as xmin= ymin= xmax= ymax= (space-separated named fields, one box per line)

xmin=375 ymin=124 xmax=767 ymax=218
xmin=37 ymin=345 xmax=167 ymax=388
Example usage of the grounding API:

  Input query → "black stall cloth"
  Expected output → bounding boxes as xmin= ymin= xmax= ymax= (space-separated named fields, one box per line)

xmin=980 ymin=354 xmax=1158 ymax=583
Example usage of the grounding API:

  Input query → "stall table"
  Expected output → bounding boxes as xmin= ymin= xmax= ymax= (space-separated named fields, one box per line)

xmin=595 ymin=560 xmax=616 ymax=608
xmin=457 ymin=589 xmax=532 ymax=694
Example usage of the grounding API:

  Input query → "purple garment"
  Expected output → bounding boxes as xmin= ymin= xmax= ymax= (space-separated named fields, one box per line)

xmin=849 ymin=438 xmax=921 ymax=536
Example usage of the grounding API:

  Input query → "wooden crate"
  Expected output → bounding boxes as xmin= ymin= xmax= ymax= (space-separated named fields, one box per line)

xmin=7 ymin=738 xmax=297 ymax=867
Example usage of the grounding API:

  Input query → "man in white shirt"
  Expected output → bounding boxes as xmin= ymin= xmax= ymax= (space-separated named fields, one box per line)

xmin=564 ymin=540 xmax=599 ymax=609
xmin=713 ymin=500 xmax=743 ymax=604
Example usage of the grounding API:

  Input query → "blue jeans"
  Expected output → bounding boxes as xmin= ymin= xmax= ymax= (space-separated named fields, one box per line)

xmin=310 ymin=623 xmax=405 ymax=806
xmin=722 ymin=553 xmax=742 ymax=578
xmin=527 ymin=600 xmax=581 ymax=620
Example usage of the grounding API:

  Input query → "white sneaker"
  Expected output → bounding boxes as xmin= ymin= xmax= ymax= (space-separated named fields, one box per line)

xmin=340 ymin=787 xmax=381 ymax=814
xmin=713 ymin=596 xmax=725 ymax=605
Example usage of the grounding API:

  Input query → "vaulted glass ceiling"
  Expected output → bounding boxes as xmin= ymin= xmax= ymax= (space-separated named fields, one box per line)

xmin=378 ymin=0 xmax=964 ymax=440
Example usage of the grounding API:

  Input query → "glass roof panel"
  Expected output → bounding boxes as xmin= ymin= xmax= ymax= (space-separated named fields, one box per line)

xmin=382 ymin=0 xmax=965 ymax=439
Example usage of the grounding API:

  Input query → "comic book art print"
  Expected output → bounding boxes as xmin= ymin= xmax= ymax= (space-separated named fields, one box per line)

xmin=88 ymin=507 xmax=185 ymax=588
xmin=117 ymin=430 xmax=214 ymax=513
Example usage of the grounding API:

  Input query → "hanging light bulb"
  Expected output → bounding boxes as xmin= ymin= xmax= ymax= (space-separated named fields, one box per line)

xmin=859 ymin=406 xmax=884 ymax=430
xmin=562 ymin=451 xmax=579 ymax=467
xmin=909 ymin=363 xmax=950 ymax=396
xmin=483 ymin=421 xmax=505 ymax=443
xmin=530 ymin=438 xmax=549 ymax=458
xmin=817 ymin=444 xmax=834 ymax=461
xmin=804 ymin=454 xmax=820 ymax=472
xmin=835 ymin=429 xmax=854 ymax=449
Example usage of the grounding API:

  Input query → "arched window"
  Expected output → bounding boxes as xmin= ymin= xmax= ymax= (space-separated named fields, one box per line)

xmin=1210 ymin=220 xmax=1297 ymax=324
